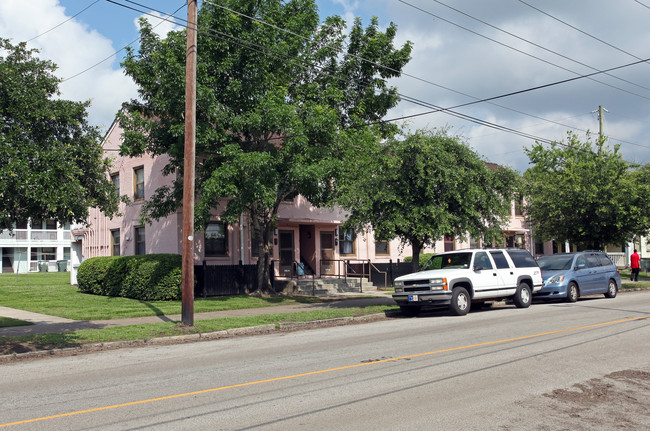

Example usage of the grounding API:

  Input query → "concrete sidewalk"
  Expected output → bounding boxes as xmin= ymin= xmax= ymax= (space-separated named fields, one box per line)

xmin=0 ymin=295 xmax=396 ymax=337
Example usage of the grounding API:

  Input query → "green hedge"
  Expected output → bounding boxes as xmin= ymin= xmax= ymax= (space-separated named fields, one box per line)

xmin=77 ymin=254 xmax=182 ymax=301
xmin=403 ymin=253 xmax=436 ymax=267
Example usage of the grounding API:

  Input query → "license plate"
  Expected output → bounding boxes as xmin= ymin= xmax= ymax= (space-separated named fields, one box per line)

xmin=408 ymin=295 xmax=419 ymax=302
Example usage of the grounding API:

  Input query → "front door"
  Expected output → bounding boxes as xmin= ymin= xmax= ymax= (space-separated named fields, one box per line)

xmin=279 ymin=230 xmax=294 ymax=277
xmin=320 ymin=231 xmax=335 ymax=275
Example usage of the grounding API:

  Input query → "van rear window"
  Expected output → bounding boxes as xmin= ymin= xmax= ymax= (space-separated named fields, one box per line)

xmin=506 ymin=249 xmax=538 ymax=267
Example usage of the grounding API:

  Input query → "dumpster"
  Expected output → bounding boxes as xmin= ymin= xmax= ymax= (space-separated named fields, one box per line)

xmin=38 ymin=262 xmax=48 ymax=272
xmin=640 ymin=258 xmax=650 ymax=273
xmin=57 ymin=260 xmax=68 ymax=272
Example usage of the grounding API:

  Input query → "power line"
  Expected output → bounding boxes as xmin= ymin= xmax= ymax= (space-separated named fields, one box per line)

xmin=105 ymin=0 xmax=650 ymax=152
xmin=397 ymin=0 xmax=650 ymax=102
xmin=428 ymin=0 xmax=650 ymax=93
xmin=27 ymin=0 xmax=100 ymax=42
xmin=63 ymin=1 xmax=186 ymax=82
xmin=200 ymin=0 xmax=648 ymax=144
xmin=518 ymin=0 xmax=650 ymax=63
xmin=633 ymin=0 xmax=650 ymax=10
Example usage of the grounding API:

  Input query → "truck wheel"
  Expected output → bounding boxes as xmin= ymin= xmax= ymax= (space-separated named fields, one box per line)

xmin=566 ymin=282 xmax=579 ymax=303
xmin=604 ymin=279 xmax=617 ymax=298
xmin=399 ymin=305 xmax=421 ymax=317
xmin=450 ymin=287 xmax=470 ymax=316
xmin=513 ymin=282 xmax=532 ymax=308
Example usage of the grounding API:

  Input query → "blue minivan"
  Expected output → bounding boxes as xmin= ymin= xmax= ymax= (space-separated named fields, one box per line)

xmin=534 ymin=251 xmax=621 ymax=302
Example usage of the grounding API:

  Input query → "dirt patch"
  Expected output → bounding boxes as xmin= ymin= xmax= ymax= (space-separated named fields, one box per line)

xmin=503 ymin=369 xmax=650 ymax=430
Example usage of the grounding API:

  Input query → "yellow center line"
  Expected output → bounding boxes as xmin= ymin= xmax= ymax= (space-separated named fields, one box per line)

xmin=2 ymin=314 xmax=648 ymax=428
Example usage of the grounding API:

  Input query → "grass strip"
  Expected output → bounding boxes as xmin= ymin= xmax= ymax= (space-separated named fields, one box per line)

xmin=0 ymin=306 xmax=397 ymax=353
xmin=0 ymin=273 xmax=324 ymax=320
xmin=0 ymin=317 xmax=33 ymax=328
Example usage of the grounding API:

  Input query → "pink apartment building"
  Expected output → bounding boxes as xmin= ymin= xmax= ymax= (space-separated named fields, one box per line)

xmin=73 ymin=120 xmax=533 ymax=280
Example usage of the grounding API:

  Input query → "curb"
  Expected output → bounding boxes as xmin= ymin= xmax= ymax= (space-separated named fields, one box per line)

xmin=0 ymin=314 xmax=389 ymax=364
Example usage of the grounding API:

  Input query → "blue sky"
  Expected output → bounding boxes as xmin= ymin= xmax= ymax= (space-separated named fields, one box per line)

xmin=3 ymin=0 xmax=650 ymax=172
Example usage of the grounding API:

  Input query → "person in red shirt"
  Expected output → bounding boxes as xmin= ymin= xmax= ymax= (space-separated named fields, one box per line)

xmin=630 ymin=249 xmax=640 ymax=282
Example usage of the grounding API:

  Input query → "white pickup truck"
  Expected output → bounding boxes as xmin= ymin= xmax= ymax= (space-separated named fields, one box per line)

xmin=392 ymin=248 xmax=543 ymax=316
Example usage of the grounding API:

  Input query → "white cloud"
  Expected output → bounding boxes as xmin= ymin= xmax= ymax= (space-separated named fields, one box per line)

xmin=0 ymin=0 xmax=137 ymax=129
xmin=134 ymin=11 xmax=181 ymax=40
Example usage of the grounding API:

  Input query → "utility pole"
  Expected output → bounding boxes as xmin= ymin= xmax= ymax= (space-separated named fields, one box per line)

xmin=181 ymin=0 xmax=197 ymax=326
xmin=597 ymin=105 xmax=608 ymax=141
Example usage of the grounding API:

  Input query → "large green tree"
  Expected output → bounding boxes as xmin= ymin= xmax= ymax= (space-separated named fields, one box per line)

xmin=0 ymin=39 xmax=118 ymax=230
xmin=118 ymin=0 xmax=412 ymax=294
xmin=524 ymin=132 xmax=650 ymax=250
xmin=337 ymin=129 xmax=521 ymax=272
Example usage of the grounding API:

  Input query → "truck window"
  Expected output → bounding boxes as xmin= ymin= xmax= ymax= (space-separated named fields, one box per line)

xmin=505 ymin=249 xmax=537 ymax=268
xmin=489 ymin=251 xmax=510 ymax=269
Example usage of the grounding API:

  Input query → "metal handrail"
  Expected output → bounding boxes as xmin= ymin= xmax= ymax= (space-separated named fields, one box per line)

xmin=368 ymin=261 xmax=388 ymax=288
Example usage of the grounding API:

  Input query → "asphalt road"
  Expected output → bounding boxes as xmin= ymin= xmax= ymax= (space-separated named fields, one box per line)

xmin=2 ymin=292 xmax=649 ymax=430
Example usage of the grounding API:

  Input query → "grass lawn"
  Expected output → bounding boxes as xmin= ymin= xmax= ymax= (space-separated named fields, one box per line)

xmin=0 ymin=317 xmax=33 ymax=328
xmin=0 ymin=305 xmax=396 ymax=353
xmin=0 ymin=272 xmax=325 ymax=320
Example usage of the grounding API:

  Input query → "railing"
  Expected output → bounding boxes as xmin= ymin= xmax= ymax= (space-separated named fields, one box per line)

xmin=608 ymin=253 xmax=626 ymax=268
xmin=30 ymin=230 xmax=58 ymax=241
xmin=318 ymin=259 xmax=388 ymax=291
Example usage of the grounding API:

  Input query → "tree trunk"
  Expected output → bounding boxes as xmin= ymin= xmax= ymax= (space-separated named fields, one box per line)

xmin=251 ymin=217 xmax=276 ymax=296
xmin=411 ymin=240 xmax=422 ymax=273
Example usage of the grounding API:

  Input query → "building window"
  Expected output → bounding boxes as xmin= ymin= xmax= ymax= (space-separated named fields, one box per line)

xmin=534 ymin=239 xmax=544 ymax=255
xmin=375 ymin=240 xmax=389 ymax=256
xmin=135 ymin=226 xmax=145 ymax=255
xmin=250 ymin=226 xmax=260 ymax=257
xmin=134 ymin=167 xmax=145 ymax=200
xmin=205 ymin=221 xmax=228 ymax=256
xmin=110 ymin=229 xmax=120 ymax=256
xmin=45 ymin=219 xmax=57 ymax=230
xmin=444 ymin=236 xmax=455 ymax=252
xmin=31 ymin=247 xmax=56 ymax=261
xmin=469 ymin=236 xmax=480 ymax=249
xmin=31 ymin=219 xmax=43 ymax=229
xmin=111 ymin=173 xmax=120 ymax=200
xmin=514 ymin=234 xmax=525 ymax=249
xmin=514 ymin=195 xmax=524 ymax=216
xmin=339 ymin=228 xmax=356 ymax=255
xmin=63 ymin=247 xmax=70 ymax=261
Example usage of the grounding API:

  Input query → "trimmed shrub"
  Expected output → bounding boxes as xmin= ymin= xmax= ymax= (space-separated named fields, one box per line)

xmin=77 ymin=254 xmax=182 ymax=300
xmin=403 ymin=253 xmax=436 ymax=268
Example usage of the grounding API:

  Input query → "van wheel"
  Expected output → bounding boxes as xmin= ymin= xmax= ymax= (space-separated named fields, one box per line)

xmin=604 ymin=279 xmax=618 ymax=298
xmin=450 ymin=287 xmax=470 ymax=316
xmin=566 ymin=282 xmax=579 ymax=303
xmin=399 ymin=305 xmax=421 ymax=317
xmin=513 ymin=283 xmax=532 ymax=308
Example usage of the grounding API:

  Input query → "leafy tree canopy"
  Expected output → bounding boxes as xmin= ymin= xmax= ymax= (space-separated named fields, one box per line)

xmin=119 ymin=0 xmax=412 ymax=293
xmin=0 ymin=39 xmax=118 ymax=230
xmin=337 ymin=128 xmax=521 ymax=272
xmin=524 ymin=132 xmax=650 ymax=250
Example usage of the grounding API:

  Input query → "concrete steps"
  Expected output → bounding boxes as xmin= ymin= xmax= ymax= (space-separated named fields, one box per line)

xmin=293 ymin=277 xmax=378 ymax=296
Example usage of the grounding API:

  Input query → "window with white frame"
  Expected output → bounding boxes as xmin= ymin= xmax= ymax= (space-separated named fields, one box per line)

xmin=205 ymin=221 xmax=228 ymax=256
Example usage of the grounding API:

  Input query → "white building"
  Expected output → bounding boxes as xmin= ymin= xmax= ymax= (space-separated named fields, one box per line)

xmin=0 ymin=219 xmax=72 ymax=273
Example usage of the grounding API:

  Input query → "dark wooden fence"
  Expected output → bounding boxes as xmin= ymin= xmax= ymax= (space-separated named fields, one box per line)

xmin=194 ymin=263 xmax=257 ymax=297
xmin=370 ymin=261 xmax=414 ymax=288
xmin=194 ymin=260 xmax=416 ymax=296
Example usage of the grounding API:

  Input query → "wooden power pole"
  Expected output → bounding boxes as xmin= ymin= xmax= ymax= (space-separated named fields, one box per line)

xmin=182 ymin=0 xmax=198 ymax=326
xmin=597 ymin=105 xmax=608 ymax=141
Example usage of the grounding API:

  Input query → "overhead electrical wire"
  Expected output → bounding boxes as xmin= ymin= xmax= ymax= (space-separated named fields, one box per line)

xmin=518 ymin=0 xmax=650 ymax=64
xmin=428 ymin=0 xmax=650 ymax=93
xmin=26 ymin=0 xmax=101 ymax=42
xmin=633 ymin=0 xmax=650 ymax=11
xmin=200 ymin=0 xmax=650 ymax=148
xmin=63 ymin=1 xmax=186 ymax=82
xmin=104 ymin=0 xmax=650 ymax=153
xmin=397 ymin=0 xmax=650 ymax=102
